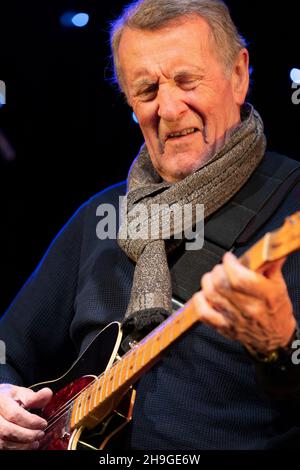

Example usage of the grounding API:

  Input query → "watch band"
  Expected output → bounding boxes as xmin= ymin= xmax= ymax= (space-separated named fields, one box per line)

xmin=247 ymin=322 xmax=300 ymax=365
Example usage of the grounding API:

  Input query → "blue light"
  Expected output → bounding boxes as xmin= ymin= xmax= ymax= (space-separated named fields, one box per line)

xmin=0 ymin=80 xmax=5 ymax=107
xmin=71 ymin=13 xmax=89 ymax=28
xmin=60 ymin=11 xmax=89 ymax=28
xmin=290 ymin=68 xmax=300 ymax=84
xmin=132 ymin=112 xmax=139 ymax=124
xmin=0 ymin=92 xmax=5 ymax=108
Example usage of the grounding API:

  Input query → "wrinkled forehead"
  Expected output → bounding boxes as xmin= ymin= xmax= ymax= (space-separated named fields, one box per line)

xmin=118 ymin=15 xmax=218 ymax=81
xmin=118 ymin=14 xmax=215 ymax=56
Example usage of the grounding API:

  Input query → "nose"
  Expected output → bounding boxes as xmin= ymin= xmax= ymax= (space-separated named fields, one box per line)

xmin=157 ymin=85 xmax=188 ymax=122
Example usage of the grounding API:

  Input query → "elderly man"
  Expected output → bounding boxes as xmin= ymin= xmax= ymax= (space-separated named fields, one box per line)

xmin=0 ymin=0 xmax=300 ymax=451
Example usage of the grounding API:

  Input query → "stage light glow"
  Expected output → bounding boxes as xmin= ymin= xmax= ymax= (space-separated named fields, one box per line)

xmin=132 ymin=112 xmax=139 ymax=124
xmin=60 ymin=11 xmax=89 ymax=28
xmin=0 ymin=80 xmax=5 ymax=107
xmin=71 ymin=13 xmax=89 ymax=27
xmin=0 ymin=92 xmax=5 ymax=108
xmin=290 ymin=68 xmax=300 ymax=84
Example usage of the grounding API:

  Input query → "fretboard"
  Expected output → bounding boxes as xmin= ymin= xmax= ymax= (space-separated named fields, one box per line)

xmin=71 ymin=300 xmax=198 ymax=429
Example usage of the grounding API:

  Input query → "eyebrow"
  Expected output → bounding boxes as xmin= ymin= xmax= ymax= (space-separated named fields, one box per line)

xmin=132 ymin=78 xmax=158 ymax=93
xmin=174 ymin=69 xmax=205 ymax=79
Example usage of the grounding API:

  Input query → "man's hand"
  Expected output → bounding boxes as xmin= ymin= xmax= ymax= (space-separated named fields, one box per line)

xmin=195 ymin=252 xmax=296 ymax=355
xmin=0 ymin=384 xmax=52 ymax=450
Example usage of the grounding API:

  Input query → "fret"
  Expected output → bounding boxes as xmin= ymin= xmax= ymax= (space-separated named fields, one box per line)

xmin=134 ymin=345 xmax=143 ymax=373
xmin=240 ymin=237 xmax=265 ymax=270
xmin=107 ymin=363 xmax=119 ymax=396
xmin=155 ymin=333 xmax=163 ymax=355
xmin=93 ymin=376 xmax=103 ymax=408
xmin=174 ymin=315 xmax=183 ymax=339
xmin=167 ymin=318 xmax=174 ymax=346
xmin=132 ymin=349 xmax=139 ymax=374
xmin=99 ymin=371 xmax=106 ymax=403
xmin=111 ymin=362 xmax=118 ymax=394
xmin=84 ymin=384 xmax=93 ymax=415
xmin=85 ymin=385 xmax=93 ymax=417
xmin=156 ymin=325 xmax=168 ymax=351
xmin=89 ymin=373 xmax=110 ymax=411
xmin=149 ymin=334 xmax=156 ymax=362
xmin=72 ymin=396 xmax=81 ymax=427
xmin=140 ymin=343 xmax=146 ymax=367
xmin=145 ymin=340 xmax=153 ymax=363
xmin=161 ymin=323 xmax=174 ymax=350
xmin=126 ymin=352 xmax=136 ymax=381
xmin=158 ymin=330 xmax=164 ymax=353
xmin=124 ymin=356 xmax=131 ymax=382
xmin=180 ymin=315 xmax=186 ymax=334
xmin=77 ymin=390 xmax=86 ymax=421
xmin=128 ymin=352 xmax=137 ymax=379
xmin=104 ymin=368 xmax=113 ymax=399
xmin=118 ymin=355 xmax=125 ymax=388
xmin=89 ymin=379 xmax=99 ymax=412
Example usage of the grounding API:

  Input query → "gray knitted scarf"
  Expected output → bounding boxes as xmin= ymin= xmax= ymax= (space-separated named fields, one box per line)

xmin=118 ymin=104 xmax=266 ymax=327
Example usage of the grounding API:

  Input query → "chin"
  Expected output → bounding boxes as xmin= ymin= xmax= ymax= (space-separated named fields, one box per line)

xmin=164 ymin=160 xmax=208 ymax=182
xmin=153 ymin=149 xmax=213 ymax=182
xmin=161 ymin=167 xmax=196 ymax=183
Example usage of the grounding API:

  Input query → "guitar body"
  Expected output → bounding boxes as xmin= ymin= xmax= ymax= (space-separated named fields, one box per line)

xmin=31 ymin=322 xmax=135 ymax=450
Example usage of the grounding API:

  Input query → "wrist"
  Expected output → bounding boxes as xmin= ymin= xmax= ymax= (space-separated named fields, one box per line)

xmin=246 ymin=322 xmax=300 ymax=365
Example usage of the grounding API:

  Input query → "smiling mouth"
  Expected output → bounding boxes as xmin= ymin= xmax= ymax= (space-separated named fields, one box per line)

xmin=165 ymin=127 xmax=200 ymax=141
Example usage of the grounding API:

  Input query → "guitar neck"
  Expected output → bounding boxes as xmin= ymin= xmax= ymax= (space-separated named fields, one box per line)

xmin=70 ymin=211 xmax=300 ymax=430
xmin=71 ymin=300 xmax=198 ymax=429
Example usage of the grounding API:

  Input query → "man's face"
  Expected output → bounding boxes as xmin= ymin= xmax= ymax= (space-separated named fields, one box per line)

xmin=118 ymin=16 xmax=248 ymax=182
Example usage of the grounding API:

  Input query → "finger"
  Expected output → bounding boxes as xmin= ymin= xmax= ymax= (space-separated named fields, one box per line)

xmin=224 ymin=253 xmax=292 ymax=314
xmin=193 ymin=291 xmax=230 ymax=328
xmin=222 ymin=252 xmax=271 ymax=298
xmin=220 ymin=289 xmax=265 ymax=319
xmin=194 ymin=291 xmax=238 ymax=340
xmin=208 ymin=266 xmax=266 ymax=317
xmin=201 ymin=272 xmax=241 ymax=320
xmin=0 ymin=415 xmax=45 ymax=444
xmin=0 ymin=395 xmax=48 ymax=430
xmin=18 ymin=387 xmax=53 ymax=410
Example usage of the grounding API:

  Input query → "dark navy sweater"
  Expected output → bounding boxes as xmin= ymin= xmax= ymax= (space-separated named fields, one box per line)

xmin=0 ymin=176 xmax=300 ymax=450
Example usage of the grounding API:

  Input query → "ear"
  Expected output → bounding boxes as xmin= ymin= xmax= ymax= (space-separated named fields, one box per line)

xmin=231 ymin=48 xmax=250 ymax=105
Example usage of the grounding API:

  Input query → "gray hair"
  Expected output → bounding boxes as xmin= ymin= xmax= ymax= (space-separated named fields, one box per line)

xmin=110 ymin=0 xmax=247 ymax=92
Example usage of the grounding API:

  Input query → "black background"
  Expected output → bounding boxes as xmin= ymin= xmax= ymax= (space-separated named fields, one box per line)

xmin=0 ymin=0 xmax=299 ymax=314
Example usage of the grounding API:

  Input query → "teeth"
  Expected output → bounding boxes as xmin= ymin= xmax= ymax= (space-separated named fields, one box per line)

xmin=168 ymin=128 xmax=196 ymax=138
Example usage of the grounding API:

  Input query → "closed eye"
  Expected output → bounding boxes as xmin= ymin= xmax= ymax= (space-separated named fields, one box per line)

xmin=175 ymin=74 xmax=203 ymax=91
xmin=136 ymin=84 xmax=158 ymax=101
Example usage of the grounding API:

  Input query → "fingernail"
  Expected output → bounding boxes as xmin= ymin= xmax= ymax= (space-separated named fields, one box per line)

xmin=33 ymin=441 xmax=40 ymax=449
xmin=37 ymin=431 xmax=45 ymax=439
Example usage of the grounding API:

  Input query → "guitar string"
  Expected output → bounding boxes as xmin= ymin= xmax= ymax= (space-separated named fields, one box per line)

xmin=43 ymin=358 xmax=123 ymax=432
xmin=43 ymin=339 xmax=148 ymax=432
xmin=43 ymin=346 xmax=144 ymax=434
xmin=43 ymin=312 xmax=185 ymax=434
xmin=43 ymin=378 xmax=97 ymax=433
xmin=43 ymin=314 xmax=182 ymax=434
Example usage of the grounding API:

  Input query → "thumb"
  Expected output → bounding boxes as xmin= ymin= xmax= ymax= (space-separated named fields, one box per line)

xmin=18 ymin=387 xmax=53 ymax=409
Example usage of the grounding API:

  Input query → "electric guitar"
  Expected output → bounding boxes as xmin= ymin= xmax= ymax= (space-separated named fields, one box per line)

xmin=31 ymin=212 xmax=300 ymax=450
